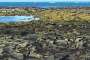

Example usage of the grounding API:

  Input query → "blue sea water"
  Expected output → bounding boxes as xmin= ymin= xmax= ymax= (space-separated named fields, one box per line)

xmin=0 ymin=16 xmax=34 ymax=22
xmin=0 ymin=2 xmax=90 ymax=8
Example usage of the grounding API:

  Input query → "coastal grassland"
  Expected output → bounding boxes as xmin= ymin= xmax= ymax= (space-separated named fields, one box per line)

xmin=37 ymin=8 xmax=90 ymax=22
xmin=0 ymin=8 xmax=90 ymax=22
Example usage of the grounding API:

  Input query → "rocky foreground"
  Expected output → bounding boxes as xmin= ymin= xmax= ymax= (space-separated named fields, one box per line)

xmin=0 ymin=20 xmax=89 ymax=60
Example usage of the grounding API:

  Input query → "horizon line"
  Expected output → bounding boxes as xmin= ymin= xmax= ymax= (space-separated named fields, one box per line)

xmin=0 ymin=1 xmax=90 ymax=2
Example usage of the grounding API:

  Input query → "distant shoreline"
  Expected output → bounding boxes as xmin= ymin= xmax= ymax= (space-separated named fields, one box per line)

xmin=0 ymin=6 xmax=90 ymax=16
xmin=0 ymin=6 xmax=90 ymax=9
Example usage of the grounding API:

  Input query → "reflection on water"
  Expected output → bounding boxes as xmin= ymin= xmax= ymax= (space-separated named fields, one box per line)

xmin=0 ymin=16 xmax=37 ymax=22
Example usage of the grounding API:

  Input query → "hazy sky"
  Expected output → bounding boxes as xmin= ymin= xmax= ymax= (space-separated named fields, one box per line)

xmin=0 ymin=0 xmax=90 ymax=2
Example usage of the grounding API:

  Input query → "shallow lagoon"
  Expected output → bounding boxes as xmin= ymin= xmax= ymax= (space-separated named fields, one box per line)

xmin=0 ymin=16 xmax=35 ymax=22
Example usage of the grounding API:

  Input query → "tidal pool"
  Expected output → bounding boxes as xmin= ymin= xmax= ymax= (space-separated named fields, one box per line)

xmin=0 ymin=16 xmax=35 ymax=22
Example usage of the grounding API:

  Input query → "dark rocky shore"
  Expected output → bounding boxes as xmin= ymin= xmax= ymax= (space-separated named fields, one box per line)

xmin=0 ymin=20 xmax=90 ymax=60
xmin=0 ymin=7 xmax=90 ymax=60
